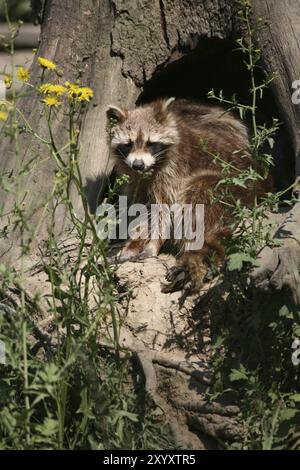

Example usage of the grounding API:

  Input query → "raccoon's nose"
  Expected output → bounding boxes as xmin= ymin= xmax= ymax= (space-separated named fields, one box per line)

xmin=132 ymin=159 xmax=145 ymax=171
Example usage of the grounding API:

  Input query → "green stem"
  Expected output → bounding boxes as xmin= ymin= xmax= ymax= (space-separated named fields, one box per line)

xmin=245 ymin=5 xmax=259 ymax=240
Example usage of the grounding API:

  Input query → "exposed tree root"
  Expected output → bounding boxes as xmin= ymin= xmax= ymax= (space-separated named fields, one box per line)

xmin=151 ymin=353 xmax=211 ymax=385
xmin=171 ymin=398 xmax=240 ymax=417
xmin=251 ymin=203 xmax=300 ymax=304
xmin=187 ymin=413 xmax=244 ymax=443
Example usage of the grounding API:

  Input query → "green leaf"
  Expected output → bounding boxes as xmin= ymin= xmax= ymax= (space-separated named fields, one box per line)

xmin=279 ymin=305 xmax=293 ymax=319
xmin=279 ymin=408 xmax=298 ymax=422
xmin=212 ymin=335 xmax=224 ymax=349
xmin=115 ymin=410 xmax=139 ymax=423
xmin=289 ymin=394 xmax=300 ymax=403
xmin=232 ymin=178 xmax=247 ymax=188
xmin=35 ymin=417 xmax=59 ymax=438
xmin=227 ymin=252 xmax=256 ymax=271
xmin=229 ymin=366 xmax=248 ymax=382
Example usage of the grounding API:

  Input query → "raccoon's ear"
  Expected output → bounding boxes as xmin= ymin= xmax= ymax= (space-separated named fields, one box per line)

xmin=106 ymin=105 xmax=127 ymax=123
xmin=161 ymin=97 xmax=175 ymax=112
xmin=154 ymin=97 xmax=175 ymax=122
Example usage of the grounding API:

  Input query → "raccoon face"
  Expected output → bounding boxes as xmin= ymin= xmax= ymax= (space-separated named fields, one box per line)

xmin=107 ymin=98 xmax=178 ymax=172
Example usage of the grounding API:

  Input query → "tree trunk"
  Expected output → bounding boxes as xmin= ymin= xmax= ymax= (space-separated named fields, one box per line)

xmin=0 ymin=0 xmax=248 ymax=260
xmin=0 ymin=0 xmax=138 ymax=259
xmin=248 ymin=0 xmax=300 ymax=302
xmin=1 ymin=0 xmax=300 ymax=298
xmin=252 ymin=0 xmax=300 ymax=172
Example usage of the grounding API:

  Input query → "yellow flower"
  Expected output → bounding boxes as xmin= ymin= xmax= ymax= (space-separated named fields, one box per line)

xmin=17 ymin=66 xmax=30 ymax=82
xmin=38 ymin=57 xmax=57 ymax=70
xmin=4 ymin=74 xmax=12 ymax=89
xmin=77 ymin=87 xmax=93 ymax=102
xmin=0 ymin=110 xmax=8 ymax=121
xmin=65 ymin=81 xmax=77 ymax=88
xmin=39 ymin=83 xmax=67 ymax=96
xmin=42 ymin=95 xmax=61 ymax=107
xmin=65 ymin=82 xmax=93 ymax=102
xmin=65 ymin=81 xmax=79 ymax=93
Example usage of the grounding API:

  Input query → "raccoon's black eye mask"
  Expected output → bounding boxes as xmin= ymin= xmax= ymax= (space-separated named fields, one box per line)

xmin=116 ymin=142 xmax=132 ymax=158
xmin=147 ymin=142 xmax=169 ymax=156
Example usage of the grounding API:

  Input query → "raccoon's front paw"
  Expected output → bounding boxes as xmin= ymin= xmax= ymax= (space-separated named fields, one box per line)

xmin=161 ymin=261 xmax=207 ymax=293
xmin=161 ymin=265 xmax=189 ymax=293
xmin=119 ymin=240 xmax=159 ymax=263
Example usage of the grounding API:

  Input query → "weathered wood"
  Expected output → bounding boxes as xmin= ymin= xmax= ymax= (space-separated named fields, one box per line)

xmin=251 ymin=202 xmax=300 ymax=304
xmin=252 ymin=0 xmax=300 ymax=175
xmin=0 ymin=0 xmax=138 ymax=259
xmin=248 ymin=0 xmax=300 ymax=302
xmin=0 ymin=0 xmax=300 ymax=292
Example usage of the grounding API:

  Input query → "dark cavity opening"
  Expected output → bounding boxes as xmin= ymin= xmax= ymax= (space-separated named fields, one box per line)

xmin=138 ymin=38 xmax=294 ymax=194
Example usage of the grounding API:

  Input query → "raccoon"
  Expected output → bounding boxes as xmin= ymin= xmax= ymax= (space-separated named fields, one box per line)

xmin=106 ymin=98 xmax=272 ymax=293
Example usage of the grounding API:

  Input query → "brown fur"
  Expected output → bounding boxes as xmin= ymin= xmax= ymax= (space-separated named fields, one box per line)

xmin=107 ymin=98 xmax=273 ymax=292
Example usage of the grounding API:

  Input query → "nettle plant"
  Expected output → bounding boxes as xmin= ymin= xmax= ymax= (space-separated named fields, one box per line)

xmin=206 ymin=1 xmax=300 ymax=450
xmin=207 ymin=4 xmax=283 ymax=272
xmin=0 ymin=4 xmax=170 ymax=450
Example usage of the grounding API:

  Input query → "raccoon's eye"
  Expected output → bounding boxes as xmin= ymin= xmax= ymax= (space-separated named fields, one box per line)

xmin=148 ymin=142 xmax=168 ymax=156
xmin=116 ymin=142 xmax=132 ymax=157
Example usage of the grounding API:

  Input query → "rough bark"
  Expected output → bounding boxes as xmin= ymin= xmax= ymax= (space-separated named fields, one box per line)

xmin=252 ymin=0 xmax=300 ymax=173
xmin=249 ymin=0 xmax=300 ymax=301
xmin=251 ymin=203 xmax=300 ymax=304
xmin=0 ymin=0 xmax=239 ymax=260
xmin=0 ymin=0 xmax=138 ymax=258
xmin=1 ymin=1 xmax=299 ymax=258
